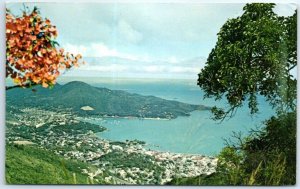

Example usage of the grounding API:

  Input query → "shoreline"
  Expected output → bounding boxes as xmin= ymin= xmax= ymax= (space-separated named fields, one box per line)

xmin=99 ymin=136 xmax=216 ymax=157
xmin=77 ymin=115 xmax=172 ymax=121
xmin=7 ymin=106 xmax=218 ymax=184
xmin=82 ymin=134 xmax=218 ymax=184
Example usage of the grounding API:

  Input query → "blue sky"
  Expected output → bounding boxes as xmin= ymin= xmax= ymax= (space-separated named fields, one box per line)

xmin=6 ymin=2 xmax=296 ymax=79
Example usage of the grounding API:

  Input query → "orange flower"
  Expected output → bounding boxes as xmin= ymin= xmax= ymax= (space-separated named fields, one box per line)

xmin=6 ymin=8 xmax=84 ymax=88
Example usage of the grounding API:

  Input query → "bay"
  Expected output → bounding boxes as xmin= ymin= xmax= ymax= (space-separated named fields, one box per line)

xmin=60 ymin=77 xmax=275 ymax=156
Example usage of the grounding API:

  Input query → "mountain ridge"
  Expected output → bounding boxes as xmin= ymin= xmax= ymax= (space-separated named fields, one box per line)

xmin=6 ymin=81 xmax=210 ymax=119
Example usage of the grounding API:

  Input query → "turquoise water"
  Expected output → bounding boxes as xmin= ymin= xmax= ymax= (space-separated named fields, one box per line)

xmin=60 ymin=77 xmax=275 ymax=156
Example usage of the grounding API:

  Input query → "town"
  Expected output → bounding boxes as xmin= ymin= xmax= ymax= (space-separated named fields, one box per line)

xmin=6 ymin=105 xmax=217 ymax=184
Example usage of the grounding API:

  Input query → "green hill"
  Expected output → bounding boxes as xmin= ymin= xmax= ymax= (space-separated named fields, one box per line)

xmin=5 ymin=144 xmax=106 ymax=184
xmin=167 ymin=173 xmax=224 ymax=186
xmin=7 ymin=81 xmax=210 ymax=119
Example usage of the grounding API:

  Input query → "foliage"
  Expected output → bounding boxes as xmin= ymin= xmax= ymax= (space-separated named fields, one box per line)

xmin=242 ymin=111 xmax=296 ymax=185
xmin=190 ymin=3 xmax=297 ymax=186
xmin=169 ymin=112 xmax=296 ymax=185
xmin=38 ymin=122 xmax=106 ymax=135
xmin=100 ymin=151 xmax=163 ymax=171
xmin=168 ymin=147 xmax=245 ymax=186
xmin=214 ymin=147 xmax=245 ymax=185
xmin=6 ymin=7 xmax=84 ymax=89
xmin=197 ymin=3 xmax=297 ymax=120
xmin=5 ymin=144 xmax=106 ymax=184
xmin=203 ymin=112 xmax=296 ymax=186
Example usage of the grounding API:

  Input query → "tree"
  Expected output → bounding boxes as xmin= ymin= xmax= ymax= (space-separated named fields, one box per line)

xmin=164 ymin=3 xmax=296 ymax=186
xmin=197 ymin=3 xmax=296 ymax=120
xmin=6 ymin=7 xmax=84 ymax=90
xmin=196 ymin=3 xmax=297 ymax=185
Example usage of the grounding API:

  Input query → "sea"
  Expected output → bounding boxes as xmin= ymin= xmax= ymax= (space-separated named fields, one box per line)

xmin=58 ymin=77 xmax=275 ymax=156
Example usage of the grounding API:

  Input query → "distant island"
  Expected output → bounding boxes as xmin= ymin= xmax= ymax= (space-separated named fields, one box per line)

xmin=6 ymin=81 xmax=210 ymax=119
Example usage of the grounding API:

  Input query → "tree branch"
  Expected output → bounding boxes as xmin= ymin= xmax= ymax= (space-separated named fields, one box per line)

xmin=6 ymin=82 xmax=37 ymax=90
xmin=217 ymin=104 xmax=241 ymax=123
xmin=288 ymin=64 xmax=297 ymax=72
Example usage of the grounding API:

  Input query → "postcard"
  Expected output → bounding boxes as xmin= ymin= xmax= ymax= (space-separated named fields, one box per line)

xmin=5 ymin=1 xmax=297 ymax=185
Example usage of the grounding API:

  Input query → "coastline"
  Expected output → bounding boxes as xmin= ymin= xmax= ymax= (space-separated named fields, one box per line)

xmin=6 ymin=106 xmax=218 ymax=184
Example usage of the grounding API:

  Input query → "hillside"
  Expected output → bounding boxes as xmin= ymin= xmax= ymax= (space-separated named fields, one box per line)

xmin=5 ymin=144 xmax=106 ymax=184
xmin=6 ymin=81 xmax=210 ymax=119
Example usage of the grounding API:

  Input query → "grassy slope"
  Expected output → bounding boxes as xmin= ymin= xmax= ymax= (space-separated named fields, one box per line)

xmin=5 ymin=144 xmax=105 ymax=184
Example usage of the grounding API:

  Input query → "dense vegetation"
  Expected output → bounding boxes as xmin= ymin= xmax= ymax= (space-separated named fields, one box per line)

xmin=6 ymin=116 xmax=105 ymax=143
xmin=38 ymin=122 xmax=106 ymax=135
xmin=172 ymin=3 xmax=296 ymax=186
xmin=197 ymin=3 xmax=296 ymax=120
xmin=169 ymin=112 xmax=296 ymax=185
xmin=5 ymin=144 xmax=105 ymax=184
xmin=6 ymin=81 xmax=210 ymax=119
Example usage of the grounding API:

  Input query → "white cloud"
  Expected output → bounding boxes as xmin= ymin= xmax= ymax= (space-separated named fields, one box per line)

xmin=90 ymin=44 xmax=119 ymax=57
xmin=73 ymin=55 xmax=204 ymax=79
xmin=64 ymin=43 xmax=151 ymax=62
xmin=63 ymin=43 xmax=206 ymax=79
xmin=63 ymin=44 xmax=88 ymax=56
xmin=64 ymin=43 xmax=117 ymax=57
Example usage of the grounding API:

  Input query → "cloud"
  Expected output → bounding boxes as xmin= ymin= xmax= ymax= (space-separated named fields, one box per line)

xmin=80 ymin=64 xmax=128 ymax=72
xmin=66 ymin=54 xmax=206 ymax=79
xmin=6 ymin=3 xmax=251 ymax=61
xmin=143 ymin=65 xmax=166 ymax=73
xmin=169 ymin=66 xmax=200 ymax=74
xmin=64 ymin=43 xmax=117 ymax=57
xmin=64 ymin=43 xmax=151 ymax=62
xmin=117 ymin=20 xmax=143 ymax=44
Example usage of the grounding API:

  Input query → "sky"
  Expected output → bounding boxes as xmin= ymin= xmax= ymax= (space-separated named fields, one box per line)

xmin=6 ymin=2 xmax=297 ymax=79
